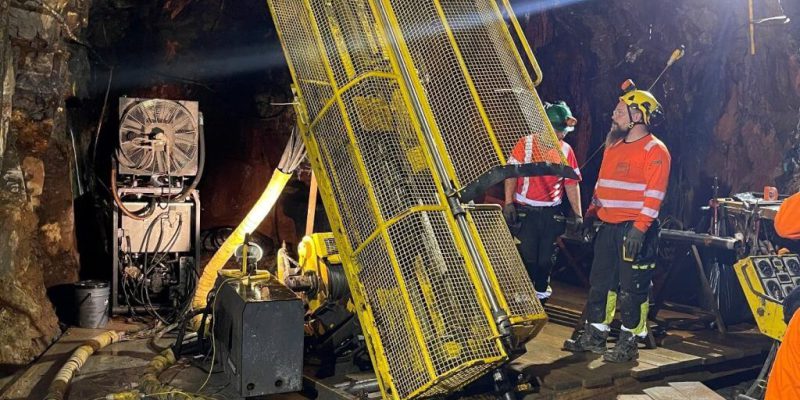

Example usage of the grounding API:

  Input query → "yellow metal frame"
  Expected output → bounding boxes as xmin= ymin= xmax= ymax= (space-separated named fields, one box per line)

xmin=733 ymin=256 xmax=794 ymax=341
xmin=267 ymin=0 xmax=552 ymax=397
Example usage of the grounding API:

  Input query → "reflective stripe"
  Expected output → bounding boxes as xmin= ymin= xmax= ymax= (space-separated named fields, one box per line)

xmin=573 ymin=167 xmax=581 ymax=176
xmin=641 ymin=207 xmax=659 ymax=218
xmin=597 ymin=179 xmax=647 ymax=191
xmin=597 ymin=199 xmax=645 ymax=209
xmin=520 ymin=136 xmax=533 ymax=195
xmin=524 ymin=135 xmax=533 ymax=163
xmin=508 ymin=156 xmax=521 ymax=165
xmin=603 ymin=291 xmax=617 ymax=325
xmin=644 ymin=140 xmax=658 ymax=151
xmin=644 ymin=189 xmax=665 ymax=200
xmin=515 ymin=193 xmax=562 ymax=207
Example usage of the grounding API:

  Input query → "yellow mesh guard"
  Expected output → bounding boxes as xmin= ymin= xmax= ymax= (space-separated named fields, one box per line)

xmin=468 ymin=207 xmax=547 ymax=346
xmin=379 ymin=0 xmax=572 ymax=199
xmin=267 ymin=0 xmax=554 ymax=398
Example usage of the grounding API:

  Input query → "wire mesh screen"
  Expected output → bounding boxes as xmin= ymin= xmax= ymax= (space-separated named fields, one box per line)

xmin=268 ymin=0 xmax=554 ymax=397
xmin=470 ymin=207 xmax=547 ymax=345
xmin=268 ymin=0 xmax=512 ymax=398
xmin=383 ymin=0 xmax=570 ymax=197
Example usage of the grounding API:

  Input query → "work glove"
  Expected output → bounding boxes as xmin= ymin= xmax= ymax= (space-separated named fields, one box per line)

xmin=623 ymin=227 xmax=646 ymax=261
xmin=573 ymin=216 xmax=584 ymax=228
xmin=580 ymin=215 xmax=596 ymax=239
xmin=502 ymin=203 xmax=517 ymax=225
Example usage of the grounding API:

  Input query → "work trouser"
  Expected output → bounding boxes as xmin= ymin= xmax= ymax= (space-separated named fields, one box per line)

xmin=585 ymin=220 xmax=660 ymax=336
xmin=514 ymin=204 xmax=565 ymax=298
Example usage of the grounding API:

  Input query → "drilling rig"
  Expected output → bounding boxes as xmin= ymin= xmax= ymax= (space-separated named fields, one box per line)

xmin=264 ymin=1 xmax=576 ymax=398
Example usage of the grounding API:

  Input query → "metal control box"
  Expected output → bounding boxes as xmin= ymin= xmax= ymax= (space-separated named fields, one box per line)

xmin=213 ymin=274 xmax=304 ymax=397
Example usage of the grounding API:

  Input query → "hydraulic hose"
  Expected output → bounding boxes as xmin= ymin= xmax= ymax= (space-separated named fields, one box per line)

xmin=190 ymin=169 xmax=292 ymax=327
xmin=104 ymin=348 xmax=206 ymax=400
xmin=171 ymin=113 xmax=205 ymax=201
xmin=44 ymin=331 xmax=123 ymax=400
xmin=111 ymin=165 xmax=155 ymax=221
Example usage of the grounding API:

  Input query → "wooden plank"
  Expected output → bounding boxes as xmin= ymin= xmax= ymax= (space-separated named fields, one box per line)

xmin=689 ymin=330 xmax=771 ymax=358
xmin=539 ymin=369 xmax=586 ymax=391
xmin=522 ymin=325 xmax=614 ymax=389
xmin=681 ymin=334 xmax=745 ymax=361
xmin=643 ymin=386 xmax=688 ymax=400
xmin=515 ymin=322 xmax=667 ymax=390
xmin=669 ymin=382 xmax=724 ymax=400
xmin=2 ymin=328 xmax=100 ymax=399
xmin=646 ymin=346 xmax=703 ymax=369
xmin=631 ymin=350 xmax=676 ymax=378
xmin=660 ymin=341 xmax=726 ymax=366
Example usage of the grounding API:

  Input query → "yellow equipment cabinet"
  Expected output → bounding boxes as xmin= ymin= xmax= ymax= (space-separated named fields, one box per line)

xmin=266 ymin=1 xmax=574 ymax=398
xmin=734 ymin=254 xmax=800 ymax=341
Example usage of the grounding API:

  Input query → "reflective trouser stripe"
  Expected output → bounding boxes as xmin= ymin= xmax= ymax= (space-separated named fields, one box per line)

xmin=603 ymin=291 xmax=617 ymax=325
xmin=628 ymin=299 xmax=649 ymax=337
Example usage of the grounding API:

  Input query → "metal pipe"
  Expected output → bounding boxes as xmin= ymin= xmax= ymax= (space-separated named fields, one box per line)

xmin=659 ymin=229 xmax=741 ymax=250
xmin=335 ymin=378 xmax=380 ymax=394
xmin=373 ymin=0 xmax=508 ymax=327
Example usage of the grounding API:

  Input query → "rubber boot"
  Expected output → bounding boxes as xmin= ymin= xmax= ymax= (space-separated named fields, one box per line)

xmin=563 ymin=322 xmax=608 ymax=354
xmin=603 ymin=330 xmax=639 ymax=363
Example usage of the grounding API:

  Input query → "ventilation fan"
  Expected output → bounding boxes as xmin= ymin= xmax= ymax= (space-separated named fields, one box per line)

xmin=117 ymin=98 xmax=200 ymax=177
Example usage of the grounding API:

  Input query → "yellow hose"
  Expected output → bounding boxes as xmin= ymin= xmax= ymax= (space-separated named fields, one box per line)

xmin=106 ymin=348 xmax=207 ymax=400
xmin=191 ymin=170 xmax=292 ymax=326
xmin=44 ymin=331 xmax=123 ymax=400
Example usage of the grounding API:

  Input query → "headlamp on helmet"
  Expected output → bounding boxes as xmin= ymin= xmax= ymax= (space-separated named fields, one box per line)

xmin=619 ymin=79 xmax=661 ymax=125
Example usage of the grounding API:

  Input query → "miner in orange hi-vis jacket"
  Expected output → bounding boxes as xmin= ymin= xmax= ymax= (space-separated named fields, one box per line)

xmin=775 ymin=192 xmax=800 ymax=240
xmin=564 ymin=82 xmax=671 ymax=363
xmin=765 ymin=192 xmax=800 ymax=400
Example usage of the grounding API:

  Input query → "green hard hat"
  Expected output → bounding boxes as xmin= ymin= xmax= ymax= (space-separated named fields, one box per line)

xmin=545 ymin=101 xmax=577 ymax=133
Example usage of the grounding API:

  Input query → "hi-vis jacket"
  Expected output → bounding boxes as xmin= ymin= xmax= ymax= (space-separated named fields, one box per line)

xmin=587 ymin=135 xmax=671 ymax=232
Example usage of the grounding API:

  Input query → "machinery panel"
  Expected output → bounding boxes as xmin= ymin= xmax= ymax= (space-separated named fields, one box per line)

xmin=120 ymin=201 xmax=193 ymax=253
xmin=734 ymin=255 xmax=800 ymax=341
xmin=213 ymin=274 xmax=304 ymax=397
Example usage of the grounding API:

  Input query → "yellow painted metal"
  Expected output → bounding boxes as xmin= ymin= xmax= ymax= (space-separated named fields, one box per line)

xmin=266 ymin=0 xmax=557 ymax=398
xmin=375 ymin=0 xmax=568 ymax=192
xmin=295 ymin=233 xmax=338 ymax=312
xmin=500 ymin=0 xmax=544 ymax=87
xmin=733 ymin=255 xmax=800 ymax=341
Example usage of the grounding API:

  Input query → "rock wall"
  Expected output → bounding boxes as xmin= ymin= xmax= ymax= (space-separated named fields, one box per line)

xmin=522 ymin=0 xmax=800 ymax=224
xmin=0 ymin=0 xmax=90 ymax=367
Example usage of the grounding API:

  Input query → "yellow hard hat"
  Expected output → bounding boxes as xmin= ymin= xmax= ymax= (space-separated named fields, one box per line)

xmin=619 ymin=90 xmax=661 ymax=125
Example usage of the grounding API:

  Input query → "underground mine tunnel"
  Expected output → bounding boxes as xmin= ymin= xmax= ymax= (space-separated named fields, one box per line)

xmin=2 ymin=0 xmax=800 ymax=399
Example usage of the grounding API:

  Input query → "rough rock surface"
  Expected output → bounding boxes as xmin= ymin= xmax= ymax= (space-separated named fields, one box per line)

xmin=525 ymin=0 xmax=800 ymax=222
xmin=0 ymin=0 xmax=90 ymax=367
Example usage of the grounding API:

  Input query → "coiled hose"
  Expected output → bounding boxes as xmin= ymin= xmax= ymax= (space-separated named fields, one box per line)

xmin=44 ymin=331 xmax=123 ymax=400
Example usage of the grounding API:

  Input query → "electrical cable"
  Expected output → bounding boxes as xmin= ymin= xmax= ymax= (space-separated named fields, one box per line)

xmin=196 ymin=276 xmax=247 ymax=393
xmin=111 ymin=164 xmax=156 ymax=221
xmin=169 ymin=115 xmax=205 ymax=202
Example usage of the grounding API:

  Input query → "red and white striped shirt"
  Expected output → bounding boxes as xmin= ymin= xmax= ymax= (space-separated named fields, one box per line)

xmin=508 ymin=136 xmax=581 ymax=207
xmin=588 ymin=135 xmax=671 ymax=232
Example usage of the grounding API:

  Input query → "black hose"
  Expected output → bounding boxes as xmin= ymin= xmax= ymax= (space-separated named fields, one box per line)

xmin=327 ymin=263 xmax=350 ymax=302
xmin=111 ymin=164 xmax=156 ymax=220
xmin=172 ymin=307 xmax=208 ymax=356
xmin=171 ymin=114 xmax=205 ymax=201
